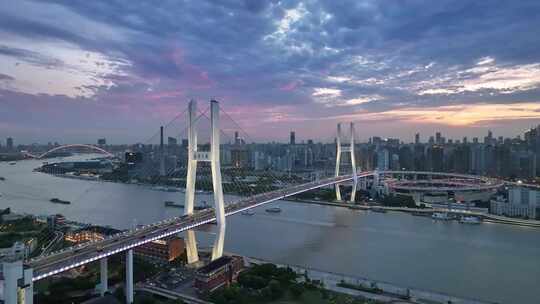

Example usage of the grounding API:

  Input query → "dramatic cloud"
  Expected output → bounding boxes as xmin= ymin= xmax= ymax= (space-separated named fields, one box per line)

xmin=1 ymin=0 xmax=540 ymax=143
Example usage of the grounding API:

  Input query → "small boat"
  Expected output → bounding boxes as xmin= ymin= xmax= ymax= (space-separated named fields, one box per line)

xmin=164 ymin=201 xmax=184 ymax=208
xmin=241 ymin=210 xmax=255 ymax=216
xmin=371 ymin=207 xmax=387 ymax=213
xmin=50 ymin=198 xmax=71 ymax=205
xmin=460 ymin=216 xmax=481 ymax=224
xmin=0 ymin=176 xmax=5 ymax=181
xmin=9 ymin=162 xmax=16 ymax=165
xmin=194 ymin=201 xmax=210 ymax=211
xmin=432 ymin=212 xmax=451 ymax=220
xmin=265 ymin=207 xmax=282 ymax=213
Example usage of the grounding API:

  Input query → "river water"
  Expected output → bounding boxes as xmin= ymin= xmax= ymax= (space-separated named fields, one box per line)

xmin=1 ymin=156 xmax=539 ymax=304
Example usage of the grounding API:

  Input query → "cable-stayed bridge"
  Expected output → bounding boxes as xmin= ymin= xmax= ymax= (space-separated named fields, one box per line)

xmin=1 ymin=99 xmax=504 ymax=304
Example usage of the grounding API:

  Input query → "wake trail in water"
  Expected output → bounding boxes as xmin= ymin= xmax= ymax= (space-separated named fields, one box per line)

xmin=255 ymin=214 xmax=338 ymax=227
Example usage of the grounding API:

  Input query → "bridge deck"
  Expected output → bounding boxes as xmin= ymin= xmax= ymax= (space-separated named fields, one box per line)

xmin=28 ymin=174 xmax=356 ymax=281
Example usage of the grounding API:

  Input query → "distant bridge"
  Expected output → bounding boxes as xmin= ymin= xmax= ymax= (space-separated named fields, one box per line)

xmin=22 ymin=144 xmax=114 ymax=159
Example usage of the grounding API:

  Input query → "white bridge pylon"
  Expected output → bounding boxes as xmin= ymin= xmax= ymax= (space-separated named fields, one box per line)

xmin=335 ymin=122 xmax=358 ymax=202
xmin=184 ymin=100 xmax=226 ymax=264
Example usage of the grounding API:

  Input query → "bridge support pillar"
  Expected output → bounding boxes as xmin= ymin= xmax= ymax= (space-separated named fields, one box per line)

xmin=99 ymin=257 xmax=108 ymax=296
xmin=125 ymin=250 xmax=134 ymax=304
xmin=371 ymin=170 xmax=380 ymax=197
xmin=211 ymin=223 xmax=226 ymax=261
xmin=335 ymin=122 xmax=357 ymax=202
xmin=184 ymin=100 xmax=226 ymax=263
xmin=184 ymin=100 xmax=200 ymax=265
xmin=185 ymin=230 xmax=199 ymax=264
xmin=23 ymin=268 xmax=33 ymax=304
xmin=2 ymin=261 xmax=22 ymax=304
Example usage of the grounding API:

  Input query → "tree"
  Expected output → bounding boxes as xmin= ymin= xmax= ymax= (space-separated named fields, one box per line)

xmin=268 ymin=279 xmax=283 ymax=300
xmin=113 ymin=286 xmax=125 ymax=302
xmin=290 ymin=283 xmax=304 ymax=299
xmin=238 ymin=273 xmax=267 ymax=289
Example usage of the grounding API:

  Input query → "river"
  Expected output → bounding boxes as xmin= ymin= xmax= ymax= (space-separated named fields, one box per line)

xmin=1 ymin=156 xmax=539 ymax=304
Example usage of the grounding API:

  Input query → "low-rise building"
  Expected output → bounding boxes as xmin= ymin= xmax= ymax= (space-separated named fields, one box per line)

xmin=134 ymin=236 xmax=185 ymax=263
xmin=65 ymin=226 xmax=121 ymax=244
xmin=490 ymin=187 xmax=540 ymax=219
xmin=0 ymin=240 xmax=36 ymax=262
xmin=194 ymin=255 xmax=244 ymax=293
xmin=47 ymin=214 xmax=66 ymax=230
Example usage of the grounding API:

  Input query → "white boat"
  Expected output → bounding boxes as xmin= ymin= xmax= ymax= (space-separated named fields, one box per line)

xmin=460 ymin=216 xmax=481 ymax=224
xmin=432 ymin=212 xmax=452 ymax=220
xmin=241 ymin=210 xmax=255 ymax=216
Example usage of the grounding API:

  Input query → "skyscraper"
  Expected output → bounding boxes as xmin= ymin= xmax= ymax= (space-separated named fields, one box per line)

xmin=6 ymin=137 xmax=13 ymax=151
xmin=290 ymin=131 xmax=296 ymax=145
xmin=376 ymin=149 xmax=389 ymax=170
xmin=234 ymin=131 xmax=240 ymax=145
xmin=415 ymin=133 xmax=420 ymax=144
xmin=427 ymin=145 xmax=444 ymax=172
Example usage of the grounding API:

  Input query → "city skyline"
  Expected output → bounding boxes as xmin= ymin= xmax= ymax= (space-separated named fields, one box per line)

xmin=0 ymin=126 xmax=535 ymax=147
xmin=2 ymin=1 xmax=540 ymax=143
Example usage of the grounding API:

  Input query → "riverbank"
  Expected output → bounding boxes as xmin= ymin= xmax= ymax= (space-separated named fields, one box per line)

xmin=288 ymin=198 xmax=540 ymax=228
xmin=245 ymin=256 xmax=495 ymax=304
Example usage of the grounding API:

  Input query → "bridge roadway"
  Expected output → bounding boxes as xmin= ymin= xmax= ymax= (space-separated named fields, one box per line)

xmin=28 ymin=173 xmax=363 ymax=281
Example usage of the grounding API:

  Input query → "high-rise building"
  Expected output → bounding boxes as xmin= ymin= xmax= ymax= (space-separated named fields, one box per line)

xmin=435 ymin=132 xmax=442 ymax=144
xmin=167 ymin=137 xmax=177 ymax=146
xmin=97 ymin=138 xmax=106 ymax=146
xmin=6 ymin=137 xmax=13 ymax=150
xmin=484 ymin=130 xmax=494 ymax=145
xmin=376 ymin=149 xmax=389 ymax=170
xmin=290 ymin=131 xmax=296 ymax=145
xmin=125 ymin=152 xmax=143 ymax=164
xmin=231 ymin=147 xmax=249 ymax=168
xmin=427 ymin=145 xmax=444 ymax=172
xmin=415 ymin=133 xmax=420 ymax=144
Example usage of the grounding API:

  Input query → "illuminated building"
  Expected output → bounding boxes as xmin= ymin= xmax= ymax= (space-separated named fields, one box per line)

xmin=134 ymin=236 xmax=185 ymax=263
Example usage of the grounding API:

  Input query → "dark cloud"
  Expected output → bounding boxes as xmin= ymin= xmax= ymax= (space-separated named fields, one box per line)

xmin=0 ymin=45 xmax=63 ymax=67
xmin=0 ymin=73 xmax=14 ymax=81
xmin=1 ymin=0 xmax=540 ymax=142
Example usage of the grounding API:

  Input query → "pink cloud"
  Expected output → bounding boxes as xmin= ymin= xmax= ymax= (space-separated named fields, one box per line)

xmin=279 ymin=80 xmax=303 ymax=91
xmin=145 ymin=90 xmax=184 ymax=101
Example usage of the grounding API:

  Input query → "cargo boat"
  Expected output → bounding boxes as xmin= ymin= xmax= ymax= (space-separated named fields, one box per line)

xmin=50 ymin=198 xmax=71 ymax=205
